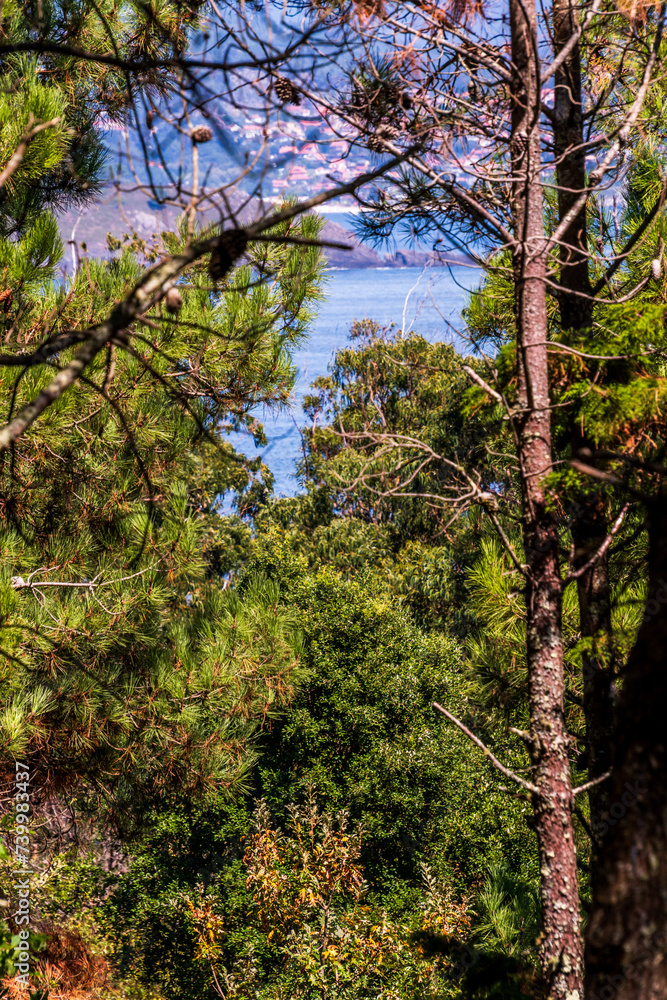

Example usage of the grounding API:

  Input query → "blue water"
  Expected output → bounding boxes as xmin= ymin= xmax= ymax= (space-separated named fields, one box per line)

xmin=229 ymin=265 xmax=481 ymax=496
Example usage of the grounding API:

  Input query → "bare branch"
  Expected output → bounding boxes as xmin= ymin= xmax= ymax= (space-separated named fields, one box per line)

xmin=462 ymin=364 xmax=503 ymax=402
xmin=565 ymin=503 xmax=631 ymax=583
xmin=569 ymin=460 xmax=625 ymax=486
xmin=11 ymin=565 xmax=156 ymax=593
xmin=573 ymin=771 xmax=611 ymax=797
xmin=432 ymin=702 xmax=539 ymax=794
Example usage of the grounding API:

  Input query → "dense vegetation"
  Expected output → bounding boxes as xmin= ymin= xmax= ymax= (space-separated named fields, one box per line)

xmin=2 ymin=1 xmax=667 ymax=999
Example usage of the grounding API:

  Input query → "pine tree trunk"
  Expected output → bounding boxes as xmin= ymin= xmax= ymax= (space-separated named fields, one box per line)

xmin=510 ymin=0 xmax=584 ymax=995
xmin=552 ymin=0 xmax=614 ymax=848
xmin=552 ymin=0 xmax=591 ymax=336
xmin=572 ymin=512 xmax=615 ymax=854
xmin=585 ymin=498 xmax=667 ymax=1000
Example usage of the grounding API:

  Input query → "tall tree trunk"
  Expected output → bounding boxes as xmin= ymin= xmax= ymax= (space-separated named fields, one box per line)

xmin=510 ymin=0 xmax=584 ymax=995
xmin=552 ymin=0 xmax=591 ymax=335
xmin=585 ymin=497 xmax=667 ymax=1000
xmin=552 ymin=0 xmax=615 ymax=847
xmin=572 ymin=506 xmax=615 ymax=854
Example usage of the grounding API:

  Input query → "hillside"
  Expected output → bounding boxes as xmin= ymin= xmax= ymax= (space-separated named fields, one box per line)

xmin=60 ymin=188 xmax=469 ymax=269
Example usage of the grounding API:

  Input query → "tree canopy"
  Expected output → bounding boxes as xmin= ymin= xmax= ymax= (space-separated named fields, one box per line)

xmin=3 ymin=2 xmax=667 ymax=1000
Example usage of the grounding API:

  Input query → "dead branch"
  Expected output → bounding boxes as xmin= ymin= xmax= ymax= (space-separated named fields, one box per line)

xmin=573 ymin=771 xmax=611 ymax=797
xmin=432 ymin=702 xmax=539 ymax=794
xmin=565 ymin=503 xmax=631 ymax=583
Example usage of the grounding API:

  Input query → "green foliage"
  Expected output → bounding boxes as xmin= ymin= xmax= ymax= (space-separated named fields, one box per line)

xmin=0 ymin=211 xmax=64 ymax=287
xmin=242 ymin=321 xmax=503 ymax=635
xmin=0 ymin=23 xmax=104 ymax=238
xmin=2 ymin=1 xmax=637 ymax=998
xmin=9 ymin=9 xmax=667 ymax=994
xmin=0 ymin=210 xmax=325 ymax=820
xmin=188 ymin=795 xmax=472 ymax=1000
xmin=302 ymin=319 xmax=487 ymax=531
xmin=474 ymin=862 xmax=540 ymax=962
xmin=454 ymin=862 xmax=543 ymax=1000
xmin=1 ymin=560 xmax=306 ymax=815
xmin=29 ymin=570 xmax=539 ymax=1000
xmin=249 ymin=570 xmax=535 ymax=895
xmin=0 ymin=58 xmax=72 ymax=193
xmin=0 ymin=39 xmax=100 ymax=324
xmin=461 ymin=256 xmax=515 ymax=351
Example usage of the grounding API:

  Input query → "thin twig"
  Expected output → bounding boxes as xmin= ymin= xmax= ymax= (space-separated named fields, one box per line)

xmin=573 ymin=771 xmax=611 ymax=797
xmin=11 ymin=565 xmax=156 ymax=592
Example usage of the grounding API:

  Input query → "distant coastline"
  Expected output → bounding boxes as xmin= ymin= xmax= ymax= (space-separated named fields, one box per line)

xmin=320 ymin=218 xmax=475 ymax=269
xmin=59 ymin=188 xmax=475 ymax=270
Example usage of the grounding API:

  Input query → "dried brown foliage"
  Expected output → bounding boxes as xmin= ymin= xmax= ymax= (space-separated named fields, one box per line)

xmin=2 ymin=927 xmax=108 ymax=1000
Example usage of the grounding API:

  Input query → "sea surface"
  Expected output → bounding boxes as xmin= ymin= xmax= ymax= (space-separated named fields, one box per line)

xmin=228 ymin=265 xmax=481 ymax=496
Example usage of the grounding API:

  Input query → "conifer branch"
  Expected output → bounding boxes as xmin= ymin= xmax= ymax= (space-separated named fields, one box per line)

xmin=591 ymin=174 xmax=667 ymax=297
xmin=0 ymin=154 xmax=410 ymax=453
xmin=0 ymin=115 xmax=62 ymax=190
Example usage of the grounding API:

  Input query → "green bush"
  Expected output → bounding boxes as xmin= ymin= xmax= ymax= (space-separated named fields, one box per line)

xmin=70 ymin=571 xmax=538 ymax=1000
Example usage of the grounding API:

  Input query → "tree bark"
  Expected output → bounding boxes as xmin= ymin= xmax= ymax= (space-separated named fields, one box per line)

xmin=510 ymin=0 xmax=584 ymax=995
xmin=572 ymin=507 xmax=615 ymax=855
xmin=552 ymin=0 xmax=615 ymax=846
xmin=552 ymin=0 xmax=591 ymax=334
xmin=585 ymin=497 xmax=667 ymax=1000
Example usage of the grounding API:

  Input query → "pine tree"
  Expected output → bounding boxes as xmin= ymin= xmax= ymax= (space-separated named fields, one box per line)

xmin=0 ymin=29 xmax=328 ymax=825
xmin=0 ymin=204 xmax=326 ymax=816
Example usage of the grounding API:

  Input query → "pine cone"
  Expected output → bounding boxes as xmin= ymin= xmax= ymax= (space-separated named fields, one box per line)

xmin=191 ymin=125 xmax=213 ymax=143
xmin=146 ymin=108 xmax=155 ymax=129
xmin=164 ymin=287 xmax=183 ymax=313
xmin=208 ymin=229 xmax=249 ymax=283
xmin=382 ymin=81 xmax=400 ymax=104
xmin=274 ymin=76 xmax=301 ymax=106
xmin=367 ymin=124 xmax=399 ymax=152
xmin=460 ymin=40 xmax=480 ymax=69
